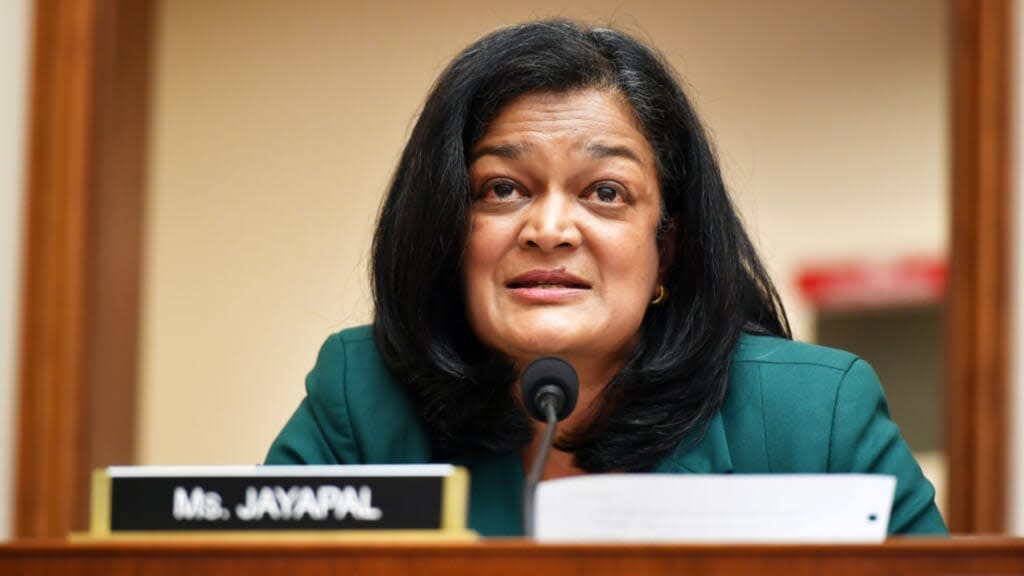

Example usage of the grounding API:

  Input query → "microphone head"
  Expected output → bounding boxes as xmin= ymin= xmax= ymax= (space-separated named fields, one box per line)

xmin=520 ymin=356 xmax=579 ymax=422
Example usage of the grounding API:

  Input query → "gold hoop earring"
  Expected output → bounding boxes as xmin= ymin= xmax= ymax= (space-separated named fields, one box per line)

xmin=650 ymin=284 xmax=668 ymax=305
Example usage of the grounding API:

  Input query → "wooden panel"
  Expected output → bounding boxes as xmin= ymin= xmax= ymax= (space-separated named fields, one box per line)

xmin=86 ymin=0 xmax=151 ymax=504
xmin=1 ymin=541 xmax=1024 ymax=576
xmin=947 ymin=0 xmax=1012 ymax=533
xmin=14 ymin=0 xmax=151 ymax=538
xmin=15 ymin=0 xmax=98 ymax=539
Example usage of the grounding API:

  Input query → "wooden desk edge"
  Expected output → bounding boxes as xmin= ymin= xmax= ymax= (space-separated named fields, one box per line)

xmin=2 ymin=537 xmax=1023 ymax=556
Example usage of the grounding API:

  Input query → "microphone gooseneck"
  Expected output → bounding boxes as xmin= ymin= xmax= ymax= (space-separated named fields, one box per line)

xmin=520 ymin=356 xmax=579 ymax=538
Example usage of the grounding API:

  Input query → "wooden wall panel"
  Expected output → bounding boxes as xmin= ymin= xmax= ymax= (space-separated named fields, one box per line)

xmin=15 ymin=0 xmax=97 ymax=539
xmin=947 ymin=0 xmax=1012 ymax=533
xmin=86 ymin=0 xmax=151 ymax=511
xmin=14 ymin=0 xmax=151 ymax=538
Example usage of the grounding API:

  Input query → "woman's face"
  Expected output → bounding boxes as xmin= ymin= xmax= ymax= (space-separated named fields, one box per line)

xmin=464 ymin=89 xmax=666 ymax=373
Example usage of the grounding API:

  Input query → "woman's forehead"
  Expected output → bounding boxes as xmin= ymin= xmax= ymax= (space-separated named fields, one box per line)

xmin=472 ymin=89 xmax=653 ymax=162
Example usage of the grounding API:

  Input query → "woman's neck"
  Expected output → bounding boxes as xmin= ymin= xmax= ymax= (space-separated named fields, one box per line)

xmin=526 ymin=351 xmax=625 ymax=431
xmin=520 ymin=422 xmax=586 ymax=481
xmin=516 ymin=354 xmax=626 ymax=481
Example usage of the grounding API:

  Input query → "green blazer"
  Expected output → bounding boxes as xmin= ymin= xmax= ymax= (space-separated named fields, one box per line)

xmin=266 ymin=325 xmax=947 ymax=536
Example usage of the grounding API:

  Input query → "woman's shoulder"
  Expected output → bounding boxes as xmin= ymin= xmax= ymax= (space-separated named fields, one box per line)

xmin=323 ymin=323 xmax=376 ymax=349
xmin=308 ymin=324 xmax=392 ymax=399
xmin=722 ymin=333 xmax=882 ymax=468
xmin=728 ymin=333 xmax=868 ymax=403
xmin=722 ymin=333 xmax=946 ymax=534
xmin=301 ymin=324 xmax=431 ymax=462
xmin=732 ymin=332 xmax=859 ymax=372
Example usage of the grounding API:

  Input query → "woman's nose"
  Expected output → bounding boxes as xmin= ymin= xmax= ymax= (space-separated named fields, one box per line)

xmin=518 ymin=191 xmax=582 ymax=251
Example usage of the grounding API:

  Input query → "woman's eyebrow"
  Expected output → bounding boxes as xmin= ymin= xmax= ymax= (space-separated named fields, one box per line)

xmin=582 ymin=142 xmax=643 ymax=164
xmin=470 ymin=142 xmax=533 ymax=162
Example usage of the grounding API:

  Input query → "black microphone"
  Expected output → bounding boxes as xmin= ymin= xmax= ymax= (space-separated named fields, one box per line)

xmin=520 ymin=356 xmax=579 ymax=538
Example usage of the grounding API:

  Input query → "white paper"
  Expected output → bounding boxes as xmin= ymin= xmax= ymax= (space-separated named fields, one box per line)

xmin=534 ymin=474 xmax=895 ymax=543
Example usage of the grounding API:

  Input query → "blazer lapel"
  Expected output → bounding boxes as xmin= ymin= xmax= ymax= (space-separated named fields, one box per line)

xmin=652 ymin=411 xmax=734 ymax=474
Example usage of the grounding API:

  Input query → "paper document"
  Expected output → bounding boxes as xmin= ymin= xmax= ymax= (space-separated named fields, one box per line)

xmin=534 ymin=474 xmax=895 ymax=543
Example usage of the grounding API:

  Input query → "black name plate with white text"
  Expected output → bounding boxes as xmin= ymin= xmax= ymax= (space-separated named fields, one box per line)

xmin=88 ymin=465 xmax=470 ymax=537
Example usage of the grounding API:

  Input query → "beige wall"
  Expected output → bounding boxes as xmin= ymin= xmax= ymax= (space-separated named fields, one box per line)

xmin=141 ymin=0 xmax=949 ymax=465
xmin=0 ymin=0 xmax=31 ymax=541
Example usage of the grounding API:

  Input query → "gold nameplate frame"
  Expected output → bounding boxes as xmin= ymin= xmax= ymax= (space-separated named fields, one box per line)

xmin=80 ymin=464 xmax=474 ymax=541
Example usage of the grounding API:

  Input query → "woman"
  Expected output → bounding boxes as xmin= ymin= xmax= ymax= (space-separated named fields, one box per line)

xmin=266 ymin=20 xmax=946 ymax=536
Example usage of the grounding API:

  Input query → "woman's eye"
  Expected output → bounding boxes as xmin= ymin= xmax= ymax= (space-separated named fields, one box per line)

xmin=492 ymin=182 xmax=517 ymax=198
xmin=476 ymin=179 xmax=521 ymax=201
xmin=589 ymin=182 xmax=625 ymax=204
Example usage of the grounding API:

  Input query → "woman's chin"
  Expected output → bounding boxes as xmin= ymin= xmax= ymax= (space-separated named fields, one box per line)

xmin=500 ymin=326 xmax=601 ymax=362
xmin=477 ymin=309 xmax=638 ymax=365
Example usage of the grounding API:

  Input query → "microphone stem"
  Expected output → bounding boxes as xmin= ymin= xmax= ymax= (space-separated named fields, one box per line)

xmin=523 ymin=397 xmax=559 ymax=538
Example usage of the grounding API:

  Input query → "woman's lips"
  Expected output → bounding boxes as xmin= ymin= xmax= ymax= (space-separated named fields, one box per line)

xmin=506 ymin=269 xmax=590 ymax=302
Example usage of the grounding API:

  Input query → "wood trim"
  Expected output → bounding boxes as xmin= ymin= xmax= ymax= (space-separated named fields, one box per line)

xmin=15 ymin=0 xmax=98 ymax=539
xmin=86 ymin=0 xmax=151 ymax=513
xmin=3 ymin=540 xmax=1024 ymax=575
xmin=14 ymin=0 xmax=151 ymax=538
xmin=947 ymin=0 xmax=1012 ymax=533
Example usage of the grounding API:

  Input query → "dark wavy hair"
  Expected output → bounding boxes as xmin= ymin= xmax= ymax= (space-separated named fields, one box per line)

xmin=371 ymin=20 xmax=790 ymax=471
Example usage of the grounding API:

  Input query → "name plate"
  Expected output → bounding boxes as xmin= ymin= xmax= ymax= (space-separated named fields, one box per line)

xmin=87 ymin=465 xmax=471 ymax=539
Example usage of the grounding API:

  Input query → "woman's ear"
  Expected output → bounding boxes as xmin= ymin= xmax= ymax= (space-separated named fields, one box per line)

xmin=657 ymin=215 xmax=680 ymax=281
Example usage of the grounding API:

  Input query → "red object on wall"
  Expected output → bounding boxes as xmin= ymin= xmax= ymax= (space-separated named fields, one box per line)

xmin=795 ymin=257 xmax=947 ymax=310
